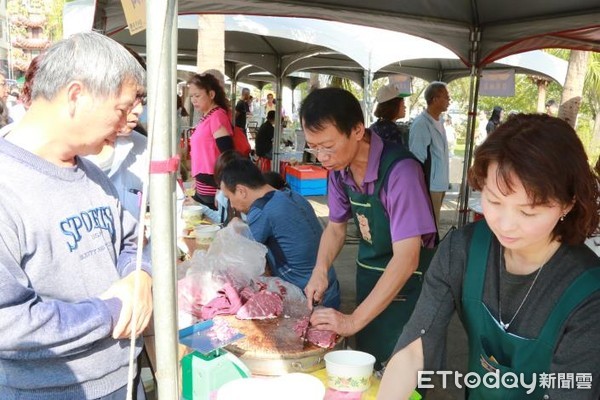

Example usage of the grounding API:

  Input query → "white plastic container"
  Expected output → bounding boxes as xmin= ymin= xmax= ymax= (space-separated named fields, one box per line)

xmin=182 ymin=181 xmax=196 ymax=197
xmin=194 ymin=224 xmax=221 ymax=246
xmin=217 ymin=373 xmax=325 ymax=400
xmin=182 ymin=205 xmax=204 ymax=228
xmin=324 ymin=350 xmax=375 ymax=392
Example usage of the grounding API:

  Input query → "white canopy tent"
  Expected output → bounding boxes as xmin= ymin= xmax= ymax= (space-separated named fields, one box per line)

xmin=111 ymin=13 xmax=567 ymax=170
xmin=95 ymin=0 xmax=600 ymax=67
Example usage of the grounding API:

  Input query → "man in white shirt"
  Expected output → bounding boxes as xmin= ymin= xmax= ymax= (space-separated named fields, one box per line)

xmin=408 ymin=81 xmax=451 ymax=230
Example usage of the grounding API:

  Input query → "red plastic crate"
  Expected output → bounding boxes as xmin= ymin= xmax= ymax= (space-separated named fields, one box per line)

xmin=285 ymin=165 xmax=328 ymax=180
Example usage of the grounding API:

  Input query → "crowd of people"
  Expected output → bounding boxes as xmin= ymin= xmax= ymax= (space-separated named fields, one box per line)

xmin=2 ymin=30 xmax=599 ymax=400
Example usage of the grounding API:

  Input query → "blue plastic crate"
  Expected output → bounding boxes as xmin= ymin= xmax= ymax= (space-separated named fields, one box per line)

xmin=286 ymin=174 xmax=327 ymax=196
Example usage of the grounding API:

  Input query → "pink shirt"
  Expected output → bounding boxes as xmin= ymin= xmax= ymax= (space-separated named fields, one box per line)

xmin=190 ymin=108 xmax=233 ymax=177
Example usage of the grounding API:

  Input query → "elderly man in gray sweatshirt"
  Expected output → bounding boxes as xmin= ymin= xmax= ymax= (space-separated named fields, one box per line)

xmin=0 ymin=32 xmax=152 ymax=399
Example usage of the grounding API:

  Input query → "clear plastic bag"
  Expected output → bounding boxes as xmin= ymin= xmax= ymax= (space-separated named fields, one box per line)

xmin=183 ymin=219 xmax=268 ymax=301
xmin=253 ymin=276 xmax=308 ymax=317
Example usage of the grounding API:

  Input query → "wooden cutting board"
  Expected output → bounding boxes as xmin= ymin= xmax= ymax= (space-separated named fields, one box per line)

xmin=214 ymin=314 xmax=344 ymax=376
xmin=214 ymin=314 xmax=323 ymax=358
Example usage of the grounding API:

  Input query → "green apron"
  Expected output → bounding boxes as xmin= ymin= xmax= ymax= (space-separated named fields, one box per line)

xmin=344 ymin=145 xmax=426 ymax=367
xmin=463 ymin=221 xmax=600 ymax=399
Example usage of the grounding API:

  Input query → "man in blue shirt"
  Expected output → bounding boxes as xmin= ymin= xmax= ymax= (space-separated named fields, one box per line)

xmin=219 ymin=157 xmax=340 ymax=309
xmin=409 ymin=81 xmax=451 ymax=230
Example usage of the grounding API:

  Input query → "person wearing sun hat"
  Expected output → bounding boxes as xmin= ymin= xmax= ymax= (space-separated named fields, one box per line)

xmin=370 ymin=83 xmax=410 ymax=147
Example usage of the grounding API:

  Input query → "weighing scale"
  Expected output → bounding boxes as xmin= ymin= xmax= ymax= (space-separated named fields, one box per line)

xmin=179 ymin=319 xmax=251 ymax=400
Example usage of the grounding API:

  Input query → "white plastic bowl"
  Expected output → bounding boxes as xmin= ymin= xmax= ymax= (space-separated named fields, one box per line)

xmin=324 ymin=350 xmax=375 ymax=392
xmin=217 ymin=373 xmax=325 ymax=400
xmin=182 ymin=205 xmax=204 ymax=227
xmin=194 ymin=224 xmax=221 ymax=245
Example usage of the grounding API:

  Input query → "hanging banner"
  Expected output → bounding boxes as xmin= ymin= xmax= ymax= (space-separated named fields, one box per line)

xmin=388 ymin=74 xmax=413 ymax=95
xmin=120 ymin=0 xmax=146 ymax=35
xmin=479 ymin=69 xmax=515 ymax=97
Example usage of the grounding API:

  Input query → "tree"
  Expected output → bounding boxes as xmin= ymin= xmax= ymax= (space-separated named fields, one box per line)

xmin=327 ymin=75 xmax=362 ymax=93
xmin=529 ymin=76 xmax=550 ymax=113
xmin=558 ymin=50 xmax=590 ymax=128
xmin=584 ymin=52 xmax=600 ymax=143
xmin=46 ymin=0 xmax=66 ymax=42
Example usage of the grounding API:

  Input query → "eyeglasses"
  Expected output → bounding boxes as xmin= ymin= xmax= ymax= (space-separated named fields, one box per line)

xmin=134 ymin=94 xmax=147 ymax=106
xmin=305 ymin=146 xmax=336 ymax=157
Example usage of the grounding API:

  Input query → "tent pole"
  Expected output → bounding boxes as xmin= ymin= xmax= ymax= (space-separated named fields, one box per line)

xmin=231 ymin=78 xmax=237 ymax=126
xmin=147 ymin=0 xmax=180 ymax=398
xmin=362 ymin=69 xmax=372 ymax=125
xmin=273 ymin=59 xmax=283 ymax=172
xmin=457 ymin=65 xmax=481 ymax=227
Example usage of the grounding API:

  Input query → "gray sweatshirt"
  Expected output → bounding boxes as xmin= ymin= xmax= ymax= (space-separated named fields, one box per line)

xmin=0 ymin=137 xmax=151 ymax=399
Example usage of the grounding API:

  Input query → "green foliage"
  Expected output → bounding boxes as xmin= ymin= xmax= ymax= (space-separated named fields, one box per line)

xmin=583 ymin=52 xmax=600 ymax=118
xmin=7 ymin=0 xmax=65 ymax=44
xmin=47 ymin=0 xmax=66 ymax=41
xmin=326 ymin=75 xmax=363 ymax=100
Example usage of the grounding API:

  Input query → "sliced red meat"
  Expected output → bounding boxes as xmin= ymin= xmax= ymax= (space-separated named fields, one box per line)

xmin=293 ymin=316 xmax=310 ymax=337
xmin=292 ymin=316 xmax=338 ymax=348
xmin=306 ymin=328 xmax=338 ymax=349
xmin=236 ymin=290 xmax=283 ymax=320
xmin=239 ymin=286 xmax=256 ymax=303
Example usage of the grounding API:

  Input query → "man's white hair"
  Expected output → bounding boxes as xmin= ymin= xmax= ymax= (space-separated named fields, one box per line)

xmin=32 ymin=32 xmax=146 ymax=101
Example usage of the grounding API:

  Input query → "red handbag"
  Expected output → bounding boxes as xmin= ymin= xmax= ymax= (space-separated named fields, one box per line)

xmin=231 ymin=125 xmax=251 ymax=157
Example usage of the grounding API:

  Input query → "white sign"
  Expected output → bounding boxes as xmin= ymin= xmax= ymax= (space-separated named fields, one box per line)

xmin=479 ymin=69 xmax=515 ymax=97
xmin=388 ymin=74 xmax=412 ymax=95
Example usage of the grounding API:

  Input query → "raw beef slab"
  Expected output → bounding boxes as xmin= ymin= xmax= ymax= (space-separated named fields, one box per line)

xmin=236 ymin=290 xmax=283 ymax=320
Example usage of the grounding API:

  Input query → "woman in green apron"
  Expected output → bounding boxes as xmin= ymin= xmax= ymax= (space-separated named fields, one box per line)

xmin=379 ymin=114 xmax=600 ymax=399
xmin=298 ymin=88 xmax=437 ymax=369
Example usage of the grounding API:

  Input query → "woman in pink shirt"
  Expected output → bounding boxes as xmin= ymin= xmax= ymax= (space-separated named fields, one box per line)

xmin=188 ymin=73 xmax=234 ymax=208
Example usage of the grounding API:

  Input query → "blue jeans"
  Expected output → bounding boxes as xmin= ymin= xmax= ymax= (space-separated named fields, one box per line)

xmin=95 ymin=376 xmax=146 ymax=400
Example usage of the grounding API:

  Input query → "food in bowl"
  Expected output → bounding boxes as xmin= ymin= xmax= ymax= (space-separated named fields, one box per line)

xmin=182 ymin=181 xmax=195 ymax=197
xmin=324 ymin=350 xmax=375 ymax=392
xmin=194 ymin=224 xmax=221 ymax=246
xmin=182 ymin=205 xmax=204 ymax=228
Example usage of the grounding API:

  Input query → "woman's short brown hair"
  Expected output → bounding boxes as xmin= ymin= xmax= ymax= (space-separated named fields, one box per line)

xmin=373 ymin=97 xmax=403 ymax=121
xmin=468 ymin=113 xmax=599 ymax=245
